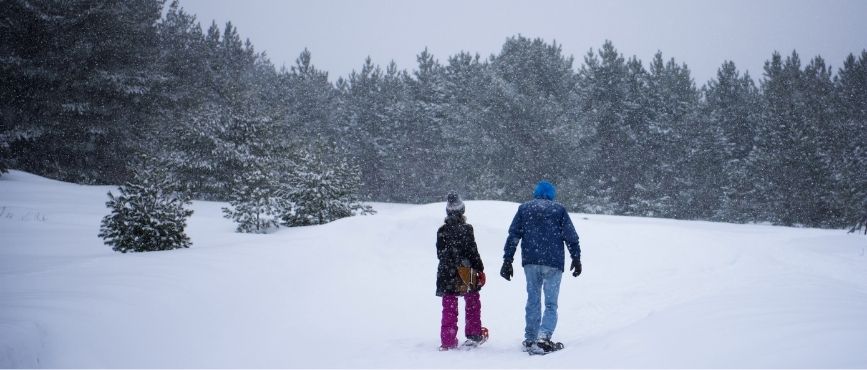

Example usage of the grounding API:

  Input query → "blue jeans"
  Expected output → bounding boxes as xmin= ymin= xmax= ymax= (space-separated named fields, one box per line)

xmin=523 ymin=264 xmax=562 ymax=341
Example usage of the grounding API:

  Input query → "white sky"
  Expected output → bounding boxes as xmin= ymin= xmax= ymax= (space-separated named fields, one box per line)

xmin=174 ymin=0 xmax=867 ymax=85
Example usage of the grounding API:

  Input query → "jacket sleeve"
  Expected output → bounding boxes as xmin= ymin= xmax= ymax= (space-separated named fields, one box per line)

xmin=561 ymin=209 xmax=581 ymax=260
xmin=465 ymin=225 xmax=484 ymax=272
xmin=436 ymin=226 xmax=446 ymax=260
xmin=503 ymin=207 xmax=523 ymax=263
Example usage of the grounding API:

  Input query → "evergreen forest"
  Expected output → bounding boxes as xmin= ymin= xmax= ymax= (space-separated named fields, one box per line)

xmin=2 ymin=0 xmax=865 ymax=229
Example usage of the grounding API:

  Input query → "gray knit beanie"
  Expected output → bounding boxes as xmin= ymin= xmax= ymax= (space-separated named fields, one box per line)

xmin=446 ymin=192 xmax=465 ymax=215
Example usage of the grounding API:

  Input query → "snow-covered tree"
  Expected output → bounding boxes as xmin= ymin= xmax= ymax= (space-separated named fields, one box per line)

xmin=222 ymin=165 xmax=287 ymax=233
xmin=279 ymin=49 xmax=342 ymax=146
xmin=850 ymin=198 xmax=867 ymax=235
xmin=750 ymin=52 xmax=839 ymax=226
xmin=644 ymin=52 xmax=710 ymax=219
xmin=161 ymin=21 xmax=282 ymax=200
xmin=577 ymin=41 xmax=641 ymax=214
xmin=400 ymin=48 xmax=449 ymax=202
xmin=1 ymin=0 xmax=164 ymax=184
xmin=99 ymin=165 xmax=194 ymax=253
xmin=486 ymin=36 xmax=580 ymax=202
xmin=339 ymin=58 xmax=413 ymax=201
xmin=0 ymin=156 xmax=8 ymax=176
xmin=441 ymin=51 xmax=498 ymax=201
xmin=0 ymin=133 xmax=9 ymax=176
xmin=703 ymin=61 xmax=762 ymax=222
xmin=799 ymin=56 xmax=840 ymax=226
xmin=282 ymin=150 xmax=375 ymax=226
xmin=339 ymin=58 xmax=382 ymax=200
xmin=835 ymin=51 xmax=867 ymax=229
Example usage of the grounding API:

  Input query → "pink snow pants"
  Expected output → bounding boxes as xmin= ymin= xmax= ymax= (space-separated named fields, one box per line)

xmin=440 ymin=291 xmax=482 ymax=348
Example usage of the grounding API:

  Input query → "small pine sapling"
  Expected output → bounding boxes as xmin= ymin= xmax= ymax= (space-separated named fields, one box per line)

xmin=99 ymin=166 xmax=194 ymax=253
xmin=849 ymin=198 xmax=867 ymax=235
xmin=222 ymin=165 xmax=288 ymax=233
xmin=0 ymin=137 xmax=9 ymax=176
xmin=282 ymin=151 xmax=374 ymax=227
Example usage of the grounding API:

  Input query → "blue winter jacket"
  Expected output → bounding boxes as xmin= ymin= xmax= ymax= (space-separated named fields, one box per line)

xmin=503 ymin=182 xmax=581 ymax=271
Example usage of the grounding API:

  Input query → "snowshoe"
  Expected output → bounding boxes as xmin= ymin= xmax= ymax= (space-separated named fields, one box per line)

xmin=459 ymin=326 xmax=489 ymax=350
xmin=527 ymin=338 xmax=564 ymax=356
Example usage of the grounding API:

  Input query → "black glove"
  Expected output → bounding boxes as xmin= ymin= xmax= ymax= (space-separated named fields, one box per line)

xmin=570 ymin=258 xmax=582 ymax=277
xmin=500 ymin=261 xmax=513 ymax=281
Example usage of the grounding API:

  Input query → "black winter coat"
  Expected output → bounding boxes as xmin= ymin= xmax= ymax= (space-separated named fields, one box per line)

xmin=435 ymin=216 xmax=484 ymax=296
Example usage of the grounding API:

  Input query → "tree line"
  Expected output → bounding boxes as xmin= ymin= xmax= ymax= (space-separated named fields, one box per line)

xmin=2 ymin=0 xmax=865 ymax=229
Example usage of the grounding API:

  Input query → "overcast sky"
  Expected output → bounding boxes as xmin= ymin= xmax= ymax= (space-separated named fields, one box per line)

xmin=174 ymin=0 xmax=867 ymax=85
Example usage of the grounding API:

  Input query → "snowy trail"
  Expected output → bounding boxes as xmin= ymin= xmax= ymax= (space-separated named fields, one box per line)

xmin=1 ymin=170 xmax=866 ymax=368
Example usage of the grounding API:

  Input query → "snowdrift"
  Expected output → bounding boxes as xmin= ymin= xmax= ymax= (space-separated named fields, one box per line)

xmin=1 ymin=170 xmax=866 ymax=368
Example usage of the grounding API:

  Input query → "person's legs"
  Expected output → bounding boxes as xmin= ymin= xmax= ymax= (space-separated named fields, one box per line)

xmin=464 ymin=291 xmax=482 ymax=337
xmin=538 ymin=265 xmax=563 ymax=340
xmin=523 ymin=265 xmax=544 ymax=342
xmin=441 ymin=295 xmax=459 ymax=348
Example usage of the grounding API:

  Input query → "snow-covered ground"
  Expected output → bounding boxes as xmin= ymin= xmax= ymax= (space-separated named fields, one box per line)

xmin=1 ymin=170 xmax=866 ymax=368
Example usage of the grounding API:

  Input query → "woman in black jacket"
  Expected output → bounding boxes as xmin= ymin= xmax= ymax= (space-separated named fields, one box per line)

xmin=436 ymin=193 xmax=487 ymax=350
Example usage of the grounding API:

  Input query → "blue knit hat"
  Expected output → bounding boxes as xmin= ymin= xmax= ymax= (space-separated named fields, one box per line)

xmin=533 ymin=180 xmax=556 ymax=200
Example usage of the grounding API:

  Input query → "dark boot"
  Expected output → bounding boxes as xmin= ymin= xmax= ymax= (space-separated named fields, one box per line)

xmin=535 ymin=337 xmax=564 ymax=352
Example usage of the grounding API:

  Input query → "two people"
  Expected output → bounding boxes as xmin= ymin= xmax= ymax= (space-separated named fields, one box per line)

xmin=435 ymin=181 xmax=582 ymax=353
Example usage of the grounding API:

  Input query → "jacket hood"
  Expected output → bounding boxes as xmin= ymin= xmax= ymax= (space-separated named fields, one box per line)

xmin=533 ymin=180 xmax=556 ymax=200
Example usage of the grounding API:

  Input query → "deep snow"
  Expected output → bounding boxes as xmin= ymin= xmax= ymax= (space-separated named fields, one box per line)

xmin=1 ymin=170 xmax=866 ymax=368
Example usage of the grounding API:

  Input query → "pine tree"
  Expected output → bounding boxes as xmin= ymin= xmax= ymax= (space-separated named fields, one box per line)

xmin=619 ymin=55 xmax=655 ymax=216
xmin=799 ymin=56 xmax=840 ymax=226
xmin=850 ymin=199 xmax=867 ymax=235
xmin=645 ymin=53 xmax=711 ymax=219
xmin=751 ymin=51 xmax=838 ymax=226
xmin=280 ymin=49 xmax=341 ymax=147
xmin=161 ymin=21 xmax=282 ymax=200
xmin=704 ymin=61 xmax=762 ymax=222
xmin=0 ymin=155 xmax=8 ymax=176
xmin=148 ymin=0 xmax=209 ymax=154
xmin=0 ymin=132 xmax=9 ymax=175
xmin=403 ymin=48 xmax=449 ymax=203
xmin=0 ymin=1 xmax=43 ymax=176
xmin=372 ymin=61 xmax=411 ymax=202
xmin=750 ymin=51 xmax=798 ymax=225
xmin=282 ymin=149 xmax=375 ymax=226
xmin=486 ymin=36 xmax=579 ymax=202
xmin=577 ymin=41 xmax=640 ymax=214
xmin=2 ymin=0 xmax=165 ymax=184
xmin=441 ymin=52 xmax=499 ymax=200
xmin=835 ymin=51 xmax=867 ymax=229
xmin=222 ymin=164 xmax=287 ymax=233
xmin=99 ymin=164 xmax=194 ymax=253
xmin=341 ymin=57 xmax=393 ymax=200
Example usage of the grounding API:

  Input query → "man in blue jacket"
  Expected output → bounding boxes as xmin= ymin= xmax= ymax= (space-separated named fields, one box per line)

xmin=500 ymin=180 xmax=581 ymax=354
